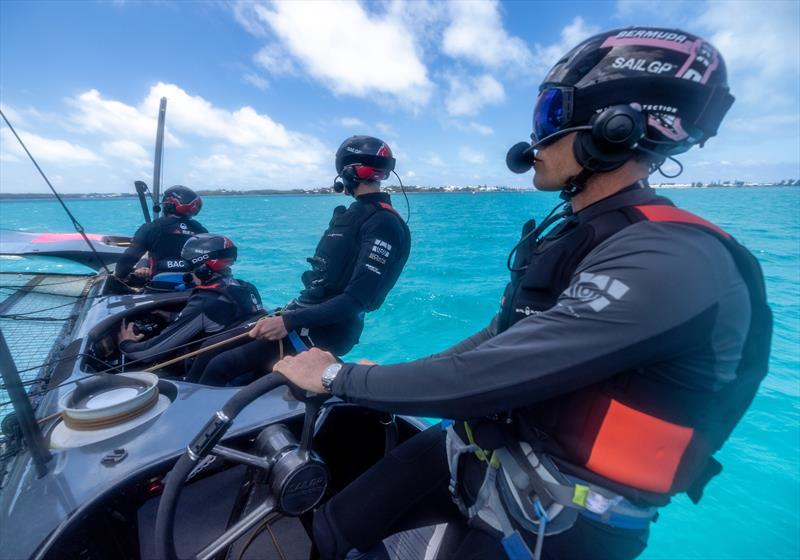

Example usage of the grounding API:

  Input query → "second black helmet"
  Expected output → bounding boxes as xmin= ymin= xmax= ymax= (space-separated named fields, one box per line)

xmin=181 ymin=234 xmax=237 ymax=274
xmin=335 ymin=136 xmax=395 ymax=185
xmin=162 ymin=185 xmax=202 ymax=217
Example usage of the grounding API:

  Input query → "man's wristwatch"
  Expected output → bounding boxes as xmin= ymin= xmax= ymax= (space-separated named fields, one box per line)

xmin=321 ymin=363 xmax=342 ymax=394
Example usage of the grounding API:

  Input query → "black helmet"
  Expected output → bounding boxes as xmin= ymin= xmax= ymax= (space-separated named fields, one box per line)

xmin=162 ymin=185 xmax=202 ymax=217
xmin=334 ymin=136 xmax=396 ymax=194
xmin=181 ymin=234 xmax=237 ymax=280
xmin=533 ymin=27 xmax=734 ymax=156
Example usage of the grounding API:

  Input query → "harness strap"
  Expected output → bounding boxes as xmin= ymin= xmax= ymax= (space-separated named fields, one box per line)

xmin=443 ymin=420 xmax=657 ymax=560
xmin=444 ymin=423 xmax=535 ymax=560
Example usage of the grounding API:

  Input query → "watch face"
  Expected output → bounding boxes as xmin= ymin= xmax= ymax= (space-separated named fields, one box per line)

xmin=322 ymin=363 xmax=342 ymax=393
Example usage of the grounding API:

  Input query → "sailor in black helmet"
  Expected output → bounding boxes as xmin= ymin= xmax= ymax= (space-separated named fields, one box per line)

xmin=114 ymin=185 xmax=208 ymax=282
xmin=190 ymin=136 xmax=410 ymax=386
xmin=275 ymin=28 xmax=771 ymax=560
xmin=118 ymin=234 xmax=263 ymax=369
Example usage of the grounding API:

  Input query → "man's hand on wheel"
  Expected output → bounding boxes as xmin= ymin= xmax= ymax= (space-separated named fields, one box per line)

xmin=273 ymin=348 xmax=337 ymax=394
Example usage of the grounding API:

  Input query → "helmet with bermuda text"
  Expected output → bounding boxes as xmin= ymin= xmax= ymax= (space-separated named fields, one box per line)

xmin=162 ymin=185 xmax=202 ymax=217
xmin=533 ymin=27 xmax=734 ymax=159
xmin=334 ymin=136 xmax=396 ymax=194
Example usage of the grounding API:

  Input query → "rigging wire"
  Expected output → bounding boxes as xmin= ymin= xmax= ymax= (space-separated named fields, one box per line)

xmin=0 ymin=109 xmax=111 ymax=274
xmin=391 ymin=170 xmax=411 ymax=224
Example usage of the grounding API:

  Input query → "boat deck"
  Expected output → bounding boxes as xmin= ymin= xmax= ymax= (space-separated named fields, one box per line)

xmin=0 ymin=272 xmax=94 ymax=427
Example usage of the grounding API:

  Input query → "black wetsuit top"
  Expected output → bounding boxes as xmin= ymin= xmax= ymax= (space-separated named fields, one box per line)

xmin=282 ymin=191 xmax=410 ymax=354
xmin=114 ymin=215 xmax=207 ymax=278
xmin=119 ymin=276 xmax=262 ymax=363
xmin=331 ymin=187 xmax=753 ymax=421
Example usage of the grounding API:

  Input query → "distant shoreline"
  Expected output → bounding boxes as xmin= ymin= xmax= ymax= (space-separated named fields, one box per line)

xmin=0 ymin=183 xmax=797 ymax=200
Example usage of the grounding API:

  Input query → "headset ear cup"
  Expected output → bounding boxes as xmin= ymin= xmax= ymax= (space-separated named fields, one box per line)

xmin=194 ymin=264 xmax=213 ymax=282
xmin=340 ymin=168 xmax=358 ymax=194
xmin=591 ymin=105 xmax=646 ymax=150
xmin=574 ymin=129 xmax=637 ymax=172
xmin=575 ymin=105 xmax=646 ymax=172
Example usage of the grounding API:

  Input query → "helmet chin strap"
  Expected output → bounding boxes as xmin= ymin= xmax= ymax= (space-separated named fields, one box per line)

xmin=560 ymin=168 xmax=594 ymax=200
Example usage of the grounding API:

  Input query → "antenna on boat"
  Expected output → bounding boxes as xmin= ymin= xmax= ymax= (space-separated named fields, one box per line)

xmin=0 ymin=109 xmax=112 ymax=274
xmin=134 ymin=181 xmax=153 ymax=223
xmin=151 ymin=97 xmax=167 ymax=219
xmin=0 ymin=330 xmax=51 ymax=477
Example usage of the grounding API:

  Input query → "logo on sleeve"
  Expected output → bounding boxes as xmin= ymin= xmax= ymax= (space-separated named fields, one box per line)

xmin=563 ymin=272 xmax=629 ymax=312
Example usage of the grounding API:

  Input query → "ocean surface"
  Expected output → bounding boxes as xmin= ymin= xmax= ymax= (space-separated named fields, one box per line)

xmin=1 ymin=187 xmax=798 ymax=559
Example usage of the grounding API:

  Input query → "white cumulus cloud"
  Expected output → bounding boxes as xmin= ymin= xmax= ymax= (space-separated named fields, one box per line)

xmin=698 ymin=0 xmax=800 ymax=105
xmin=102 ymin=139 xmax=151 ymax=167
xmin=445 ymin=74 xmax=505 ymax=116
xmin=239 ymin=0 xmax=434 ymax=110
xmin=1 ymin=127 xmax=101 ymax=165
xmin=31 ymin=83 xmax=331 ymax=190
xmin=67 ymin=89 xmax=182 ymax=147
xmin=442 ymin=0 xmax=533 ymax=70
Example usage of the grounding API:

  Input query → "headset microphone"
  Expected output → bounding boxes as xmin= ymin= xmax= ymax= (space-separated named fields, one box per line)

xmin=506 ymin=142 xmax=536 ymax=174
xmin=332 ymin=176 xmax=345 ymax=193
xmin=505 ymin=125 xmax=593 ymax=174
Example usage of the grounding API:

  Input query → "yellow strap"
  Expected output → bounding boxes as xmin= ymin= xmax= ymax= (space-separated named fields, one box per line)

xmin=488 ymin=450 xmax=500 ymax=469
xmin=572 ymin=484 xmax=589 ymax=507
xmin=463 ymin=421 xmax=491 ymax=464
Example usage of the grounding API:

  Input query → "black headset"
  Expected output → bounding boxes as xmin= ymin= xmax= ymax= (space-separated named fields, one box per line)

xmin=574 ymin=104 xmax=646 ymax=172
xmin=332 ymin=168 xmax=359 ymax=195
xmin=192 ymin=263 xmax=214 ymax=283
xmin=506 ymin=104 xmax=647 ymax=175
xmin=333 ymin=153 xmax=396 ymax=196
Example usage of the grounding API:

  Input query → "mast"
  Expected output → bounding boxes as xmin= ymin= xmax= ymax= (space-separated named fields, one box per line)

xmin=152 ymin=97 xmax=167 ymax=218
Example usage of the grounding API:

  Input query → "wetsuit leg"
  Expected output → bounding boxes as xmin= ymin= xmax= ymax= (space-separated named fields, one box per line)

xmin=313 ymin=426 xmax=463 ymax=560
xmin=197 ymin=338 xmax=282 ymax=386
xmin=184 ymin=332 xmax=251 ymax=383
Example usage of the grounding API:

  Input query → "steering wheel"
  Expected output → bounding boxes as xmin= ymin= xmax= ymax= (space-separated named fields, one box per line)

xmin=155 ymin=373 xmax=330 ymax=560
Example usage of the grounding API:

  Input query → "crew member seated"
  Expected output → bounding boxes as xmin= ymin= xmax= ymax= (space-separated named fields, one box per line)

xmin=114 ymin=185 xmax=207 ymax=284
xmin=117 ymin=234 xmax=263 ymax=371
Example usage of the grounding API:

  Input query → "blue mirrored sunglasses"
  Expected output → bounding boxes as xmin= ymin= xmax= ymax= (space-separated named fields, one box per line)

xmin=532 ymin=87 xmax=574 ymax=144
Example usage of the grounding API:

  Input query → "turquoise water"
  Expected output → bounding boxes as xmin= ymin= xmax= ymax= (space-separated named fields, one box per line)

xmin=1 ymin=188 xmax=798 ymax=559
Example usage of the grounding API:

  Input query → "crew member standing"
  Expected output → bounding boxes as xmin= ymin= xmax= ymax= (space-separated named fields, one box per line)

xmin=275 ymin=28 xmax=772 ymax=560
xmin=191 ymin=136 xmax=411 ymax=386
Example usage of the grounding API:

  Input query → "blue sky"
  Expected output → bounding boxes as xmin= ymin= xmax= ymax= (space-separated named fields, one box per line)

xmin=1 ymin=0 xmax=798 ymax=193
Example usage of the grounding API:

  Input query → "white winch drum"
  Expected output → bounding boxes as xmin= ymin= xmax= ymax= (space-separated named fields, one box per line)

xmin=58 ymin=372 xmax=160 ymax=430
